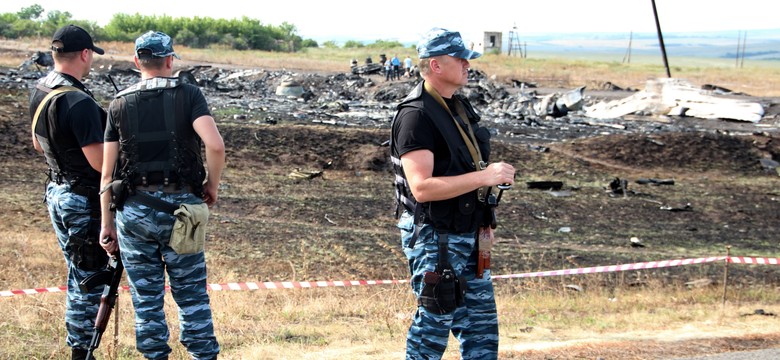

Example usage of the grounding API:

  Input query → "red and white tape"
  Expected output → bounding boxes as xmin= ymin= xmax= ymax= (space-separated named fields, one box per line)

xmin=3 ymin=257 xmax=778 ymax=297
xmin=492 ymin=256 xmax=729 ymax=279
xmin=728 ymin=256 xmax=779 ymax=265
xmin=206 ymin=279 xmax=407 ymax=291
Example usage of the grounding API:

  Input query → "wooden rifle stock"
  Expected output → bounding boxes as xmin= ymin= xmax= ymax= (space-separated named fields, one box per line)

xmin=81 ymin=254 xmax=123 ymax=358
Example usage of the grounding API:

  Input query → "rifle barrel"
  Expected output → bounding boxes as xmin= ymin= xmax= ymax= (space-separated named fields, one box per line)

xmin=85 ymin=254 xmax=124 ymax=355
xmin=107 ymin=74 xmax=119 ymax=93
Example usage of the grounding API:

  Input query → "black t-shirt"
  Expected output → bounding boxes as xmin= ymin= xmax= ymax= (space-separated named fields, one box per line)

xmin=392 ymin=99 xmax=454 ymax=176
xmin=105 ymin=82 xmax=210 ymax=165
xmin=30 ymin=73 xmax=105 ymax=149
xmin=29 ymin=72 xmax=105 ymax=181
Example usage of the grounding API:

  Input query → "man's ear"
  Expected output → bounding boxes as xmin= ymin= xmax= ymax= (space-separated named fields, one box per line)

xmin=165 ymin=56 xmax=173 ymax=70
xmin=429 ymin=58 xmax=439 ymax=73
xmin=81 ymin=49 xmax=91 ymax=62
xmin=133 ymin=56 xmax=141 ymax=70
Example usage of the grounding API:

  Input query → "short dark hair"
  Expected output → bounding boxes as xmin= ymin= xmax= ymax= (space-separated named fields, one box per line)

xmin=137 ymin=50 xmax=166 ymax=69
xmin=51 ymin=41 xmax=80 ymax=61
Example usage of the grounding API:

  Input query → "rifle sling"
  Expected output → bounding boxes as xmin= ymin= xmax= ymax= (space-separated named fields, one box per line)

xmin=423 ymin=81 xmax=489 ymax=201
xmin=127 ymin=190 xmax=180 ymax=214
xmin=437 ymin=232 xmax=449 ymax=270
xmin=31 ymin=86 xmax=80 ymax=135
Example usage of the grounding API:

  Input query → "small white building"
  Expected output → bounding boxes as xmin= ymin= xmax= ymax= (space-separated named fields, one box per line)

xmin=470 ymin=31 xmax=503 ymax=55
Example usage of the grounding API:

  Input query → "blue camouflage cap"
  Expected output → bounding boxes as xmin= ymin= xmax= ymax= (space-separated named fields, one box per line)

xmin=135 ymin=31 xmax=180 ymax=59
xmin=417 ymin=27 xmax=481 ymax=60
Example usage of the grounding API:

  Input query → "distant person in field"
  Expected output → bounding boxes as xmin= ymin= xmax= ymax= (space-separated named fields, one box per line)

xmin=385 ymin=55 xmax=393 ymax=81
xmin=99 ymin=30 xmax=224 ymax=360
xmin=392 ymin=53 xmax=401 ymax=80
xmin=390 ymin=27 xmax=516 ymax=359
xmin=28 ymin=24 xmax=108 ymax=360
xmin=404 ymin=55 xmax=413 ymax=78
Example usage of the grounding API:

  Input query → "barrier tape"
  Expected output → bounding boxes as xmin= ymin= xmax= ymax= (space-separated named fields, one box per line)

xmin=728 ymin=257 xmax=779 ymax=265
xmin=2 ymin=257 xmax=778 ymax=297
xmin=492 ymin=256 xmax=729 ymax=279
xmin=206 ymin=279 xmax=407 ymax=291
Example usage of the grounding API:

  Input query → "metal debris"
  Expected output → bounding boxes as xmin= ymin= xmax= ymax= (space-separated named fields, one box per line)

xmin=2 ymin=53 xmax=772 ymax=143
xmin=585 ymin=78 xmax=765 ymax=122
xmin=287 ymin=169 xmax=323 ymax=180
xmin=660 ymin=203 xmax=693 ymax=212
xmin=635 ymin=178 xmax=675 ymax=186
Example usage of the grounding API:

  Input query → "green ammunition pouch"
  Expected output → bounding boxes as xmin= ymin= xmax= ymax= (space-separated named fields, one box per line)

xmin=417 ymin=232 xmax=467 ymax=314
xmin=170 ymin=203 xmax=209 ymax=255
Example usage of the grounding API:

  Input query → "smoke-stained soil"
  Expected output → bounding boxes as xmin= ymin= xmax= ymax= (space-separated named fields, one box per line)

xmin=1 ymin=54 xmax=779 ymax=359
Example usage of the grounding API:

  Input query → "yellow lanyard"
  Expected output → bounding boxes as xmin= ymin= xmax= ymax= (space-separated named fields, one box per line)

xmin=32 ymin=86 xmax=80 ymax=134
xmin=423 ymin=81 xmax=489 ymax=201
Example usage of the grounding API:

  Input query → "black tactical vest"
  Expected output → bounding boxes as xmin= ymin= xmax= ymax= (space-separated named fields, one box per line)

xmin=391 ymin=81 xmax=491 ymax=234
xmin=112 ymin=78 xmax=205 ymax=194
xmin=31 ymin=72 xmax=104 ymax=187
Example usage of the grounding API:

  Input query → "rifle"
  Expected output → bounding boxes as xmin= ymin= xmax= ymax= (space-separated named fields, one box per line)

xmin=79 ymin=248 xmax=124 ymax=358
xmin=477 ymin=183 xmax=512 ymax=278
xmin=106 ymin=74 xmax=119 ymax=93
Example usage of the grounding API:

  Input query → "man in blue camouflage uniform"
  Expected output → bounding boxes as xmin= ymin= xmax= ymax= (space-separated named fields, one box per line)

xmin=99 ymin=31 xmax=225 ymax=360
xmin=29 ymin=24 xmax=108 ymax=360
xmin=390 ymin=28 xmax=516 ymax=359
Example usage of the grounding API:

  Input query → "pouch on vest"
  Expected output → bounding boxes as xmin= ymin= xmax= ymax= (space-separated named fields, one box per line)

xmin=169 ymin=203 xmax=209 ymax=254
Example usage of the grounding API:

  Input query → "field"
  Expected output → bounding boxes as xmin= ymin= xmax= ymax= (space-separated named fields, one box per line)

xmin=0 ymin=40 xmax=779 ymax=359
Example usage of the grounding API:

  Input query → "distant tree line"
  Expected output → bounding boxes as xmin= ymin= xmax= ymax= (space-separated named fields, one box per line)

xmin=0 ymin=4 xmax=319 ymax=52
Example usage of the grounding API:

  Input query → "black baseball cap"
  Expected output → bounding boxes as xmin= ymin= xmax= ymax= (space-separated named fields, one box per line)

xmin=51 ymin=24 xmax=105 ymax=55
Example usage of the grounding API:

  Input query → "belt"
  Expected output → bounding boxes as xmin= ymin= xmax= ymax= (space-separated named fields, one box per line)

xmin=135 ymin=183 xmax=193 ymax=194
xmin=69 ymin=184 xmax=99 ymax=197
xmin=127 ymin=190 xmax=180 ymax=214
xmin=64 ymin=184 xmax=100 ymax=205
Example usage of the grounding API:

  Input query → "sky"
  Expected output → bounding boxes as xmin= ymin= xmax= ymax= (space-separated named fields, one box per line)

xmin=1 ymin=0 xmax=777 ymax=44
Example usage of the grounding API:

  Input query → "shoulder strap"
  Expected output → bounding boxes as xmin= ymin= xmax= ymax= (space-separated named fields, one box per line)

xmin=423 ymin=81 xmax=489 ymax=202
xmin=31 ymin=85 xmax=80 ymax=135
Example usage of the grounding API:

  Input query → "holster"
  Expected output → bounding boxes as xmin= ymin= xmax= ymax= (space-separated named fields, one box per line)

xmin=108 ymin=179 xmax=130 ymax=211
xmin=68 ymin=234 xmax=109 ymax=271
xmin=417 ymin=232 xmax=467 ymax=314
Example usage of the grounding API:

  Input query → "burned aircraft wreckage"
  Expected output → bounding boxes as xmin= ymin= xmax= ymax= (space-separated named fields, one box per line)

xmin=7 ymin=55 xmax=778 ymax=146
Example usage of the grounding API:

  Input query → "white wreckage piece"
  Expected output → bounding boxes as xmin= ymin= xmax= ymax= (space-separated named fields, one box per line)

xmin=532 ymin=86 xmax=586 ymax=117
xmin=584 ymin=78 xmax=764 ymax=123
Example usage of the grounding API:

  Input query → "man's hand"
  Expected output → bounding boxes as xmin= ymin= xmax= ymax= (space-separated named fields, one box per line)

xmin=202 ymin=181 xmax=218 ymax=207
xmin=99 ymin=226 xmax=118 ymax=255
xmin=485 ymin=162 xmax=516 ymax=187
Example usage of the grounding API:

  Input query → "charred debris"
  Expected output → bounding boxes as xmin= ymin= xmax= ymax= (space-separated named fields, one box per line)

xmin=7 ymin=56 xmax=778 ymax=145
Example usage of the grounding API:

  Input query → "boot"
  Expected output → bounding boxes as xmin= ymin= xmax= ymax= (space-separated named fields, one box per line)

xmin=71 ymin=347 xmax=96 ymax=360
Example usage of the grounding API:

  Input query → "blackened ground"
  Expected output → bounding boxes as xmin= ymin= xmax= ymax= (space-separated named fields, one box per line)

xmin=2 ymin=57 xmax=779 ymax=359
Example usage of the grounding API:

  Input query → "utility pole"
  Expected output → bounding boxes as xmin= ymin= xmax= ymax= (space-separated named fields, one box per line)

xmin=651 ymin=0 xmax=671 ymax=77
xmin=623 ymin=31 xmax=633 ymax=64
xmin=740 ymin=31 xmax=747 ymax=68
xmin=735 ymin=30 xmax=741 ymax=68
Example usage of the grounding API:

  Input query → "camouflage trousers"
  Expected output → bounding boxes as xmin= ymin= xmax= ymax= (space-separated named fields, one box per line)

xmin=398 ymin=211 xmax=499 ymax=360
xmin=45 ymin=182 xmax=104 ymax=350
xmin=117 ymin=190 xmax=219 ymax=360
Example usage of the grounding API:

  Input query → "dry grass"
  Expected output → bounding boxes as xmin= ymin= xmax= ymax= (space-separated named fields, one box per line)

xmin=2 ymin=227 xmax=779 ymax=359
